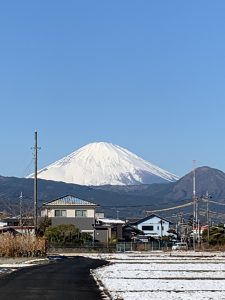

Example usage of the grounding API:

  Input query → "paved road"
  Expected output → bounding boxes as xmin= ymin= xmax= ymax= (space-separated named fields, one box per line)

xmin=0 ymin=256 xmax=108 ymax=300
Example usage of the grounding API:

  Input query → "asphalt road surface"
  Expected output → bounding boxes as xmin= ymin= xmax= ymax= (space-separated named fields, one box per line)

xmin=0 ymin=256 xmax=108 ymax=300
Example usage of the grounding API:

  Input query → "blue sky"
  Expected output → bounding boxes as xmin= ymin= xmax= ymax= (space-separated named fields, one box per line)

xmin=1 ymin=1 xmax=225 ymax=178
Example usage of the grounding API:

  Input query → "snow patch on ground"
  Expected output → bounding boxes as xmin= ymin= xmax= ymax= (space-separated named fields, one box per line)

xmin=92 ymin=251 xmax=225 ymax=300
xmin=0 ymin=258 xmax=49 ymax=276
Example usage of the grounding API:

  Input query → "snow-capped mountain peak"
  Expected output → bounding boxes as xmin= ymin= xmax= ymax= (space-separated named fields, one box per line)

xmin=29 ymin=142 xmax=179 ymax=185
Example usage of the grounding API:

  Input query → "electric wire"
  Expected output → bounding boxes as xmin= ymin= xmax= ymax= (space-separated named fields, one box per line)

xmin=145 ymin=201 xmax=193 ymax=213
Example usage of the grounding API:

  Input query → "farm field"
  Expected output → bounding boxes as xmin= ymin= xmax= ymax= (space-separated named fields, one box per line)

xmin=92 ymin=251 xmax=225 ymax=300
xmin=0 ymin=258 xmax=49 ymax=277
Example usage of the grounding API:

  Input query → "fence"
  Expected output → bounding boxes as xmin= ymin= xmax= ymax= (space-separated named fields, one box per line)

xmin=48 ymin=242 xmax=116 ymax=253
xmin=116 ymin=240 xmax=165 ymax=252
xmin=48 ymin=240 xmax=171 ymax=253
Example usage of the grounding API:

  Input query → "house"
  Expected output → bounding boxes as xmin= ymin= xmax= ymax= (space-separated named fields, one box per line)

xmin=0 ymin=226 xmax=35 ymax=235
xmin=41 ymin=195 xmax=98 ymax=238
xmin=1 ymin=217 xmax=33 ymax=227
xmin=122 ymin=223 xmax=144 ymax=241
xmin=129 ymin=214 xmax=172 ymax=238
xmin=0 ymin=217 xmax=35 ymax=235
xmin=94 ymin=218 xmax=125 ymax=243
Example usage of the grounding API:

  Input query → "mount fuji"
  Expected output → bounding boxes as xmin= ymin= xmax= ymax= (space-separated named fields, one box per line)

xmin=29 ymin=142 xmax=179 ymax=186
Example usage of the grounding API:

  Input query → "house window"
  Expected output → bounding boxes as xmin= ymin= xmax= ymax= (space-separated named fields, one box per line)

xmin=157 ymin=226 xmax=159 ymax=230
xmin=54 ymin=210 xmax=67 ymax=217
xmin=75 ymin=209 xmax=87 ymax=217
xmin=142 ymin=225 xmax=154 ymax=231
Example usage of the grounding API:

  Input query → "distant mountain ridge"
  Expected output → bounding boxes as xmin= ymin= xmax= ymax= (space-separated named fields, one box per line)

xmin=28 ymin=142 xmax=179 ymax=185
xmin=1 ymin=166 xmax=225 ymax=219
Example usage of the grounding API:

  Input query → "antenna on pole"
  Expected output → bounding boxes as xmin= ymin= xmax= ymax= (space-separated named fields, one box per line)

xmin=193 ymin=160 xmax=196 ymax=200
xmin=192 ymin=160 xmax=196 ymax=251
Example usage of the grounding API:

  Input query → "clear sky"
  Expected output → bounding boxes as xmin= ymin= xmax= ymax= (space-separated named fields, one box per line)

xmin=1 ymin=1 xmax=225 ymax=178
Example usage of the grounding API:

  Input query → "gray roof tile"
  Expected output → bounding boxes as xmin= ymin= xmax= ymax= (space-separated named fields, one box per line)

xmin=44 ymin=195 xmax=97 ymax=206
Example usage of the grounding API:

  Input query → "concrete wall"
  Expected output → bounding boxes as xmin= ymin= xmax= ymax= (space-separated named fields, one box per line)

xmin=51 ymin=217 xmax=95 ymax=231
xmin=94 ymin=228 xmax=111 ymax=243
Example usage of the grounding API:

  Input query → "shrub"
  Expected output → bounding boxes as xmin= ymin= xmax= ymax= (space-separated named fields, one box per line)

xmin=38 ymin=216 xmax=51 ymax=236
xmin=202 ymin=225 xmax=225 ymax=246
xmin=45 ymin=224 xmax=92 ymax=245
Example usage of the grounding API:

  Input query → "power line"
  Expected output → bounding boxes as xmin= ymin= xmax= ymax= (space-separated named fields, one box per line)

xmin=200 ymin=210 xmax=219 ymax=216
xmin=21 ymin=158 xmax=34 ymax=178
xmin=145 ymin=201 xmax=193 ymax=213
xmin=202 ymin=199 xmax=225 ymax=206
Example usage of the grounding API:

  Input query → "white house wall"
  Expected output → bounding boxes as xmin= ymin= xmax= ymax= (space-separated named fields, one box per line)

xmin=41 ymin=209 xmax=53 ymax=217
xmin=86 ymin=209 xmax=95 ymax=218
xmin=41 ymin=208 xmax=95 ymax=218
xmin=137 ymin=216 xmax=170 ymax=237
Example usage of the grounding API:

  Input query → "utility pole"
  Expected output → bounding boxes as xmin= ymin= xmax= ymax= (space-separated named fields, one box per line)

xmin=175 ymin=213 xmax=179 ymax=240
xmin=192 ymin=160 xmax=196 ymax=251
xmin=196 ymin=196 xmax=201 ymax=247
xmin=34 ymin=131 xmax=38 ymax=234
xmin=195 ymin=197 xmax=198 ymax=234
xmin=19 ymin=192 xmax=23 ymax=226
xmin=206 ymin=191 xmax=210 ymax=243
xmin=160 ymin=219 xmax=163 ymax=238
xmin=177 ymin=212 xmax=183 ymax=241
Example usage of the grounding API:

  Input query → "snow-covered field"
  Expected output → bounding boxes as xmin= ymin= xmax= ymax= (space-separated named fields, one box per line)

xmin=0 ymin=258 xmax=49 ymax=277
xmin=92 ymin=252 xmax=225 ymax=300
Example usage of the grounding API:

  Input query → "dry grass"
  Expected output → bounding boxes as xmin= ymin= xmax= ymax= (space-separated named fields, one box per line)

xmin=0 ymin=233 xmax=47 ymax=257
xmin=200 ymin=243 xmax=225 ymax=252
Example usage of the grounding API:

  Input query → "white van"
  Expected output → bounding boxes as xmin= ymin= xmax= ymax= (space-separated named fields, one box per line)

xmin=172 ymin=242 xmax=188 ymax=250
